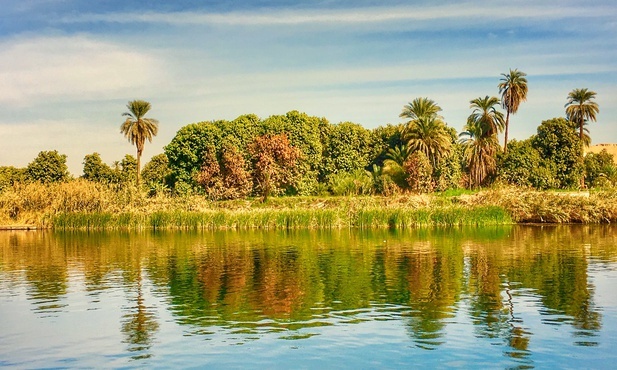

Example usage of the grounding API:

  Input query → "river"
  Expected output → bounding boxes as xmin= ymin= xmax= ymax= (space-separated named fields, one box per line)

xmin=1 ymin=226 xmax=616 ymax=368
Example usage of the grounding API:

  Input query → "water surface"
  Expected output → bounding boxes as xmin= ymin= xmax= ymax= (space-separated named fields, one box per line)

xmin=1 ymin=226 xmax=616 ymax=368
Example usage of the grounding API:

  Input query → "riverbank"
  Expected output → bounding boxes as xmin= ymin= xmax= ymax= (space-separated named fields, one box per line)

xmin=1 ymin=181 xmax=616 ymax=230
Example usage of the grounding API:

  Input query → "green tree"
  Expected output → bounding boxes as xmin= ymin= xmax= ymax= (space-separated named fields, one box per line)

xmin=369 ymin=124 xmax=405 ymax=168
xmin=26 ymin=150 xmax=70 ymax=183
xmin=532 ymin=117 xmax=584 ymax=188
xmin=467 ymin=96 xmax=505 ymax=138
xmin=584 ymin=149 xmax=616 ymax=187
xmin=565 ymin=88 xmax=599 ymax=142
xmin=165 ymin=120 xmax=225 ymax=189
xmin=320 ymin=122 xmax=373 ymax=181
xmin=498 ymin=69 xmax=528 ymax=153
xmin=497 ymin=139 xmax=557 ymax=189
xmin=399 ymin=97 xmax=442 ymax=122
xmin=141 ymin=153 xmax=172 ymax=188
xmin=248 ymin=133 xmax=301 ymax=201
xmin=262 ymin=111 xmax=327 ymax=195
xmin=459 ymin=121 xmax=499 ymax=188
xmin=120 ymin=100 xmax=159 ymax=186
xmin=403 ymin=116 xmax=452 ymax=168
xmin=115 ymin=155 xmax=138 ymax=184
xmin=433 ymin=144 xmax=464 ymax=191
xmin=385 ymin=144 xmax=412 ymax=167
xmin=82 ymin=152 xmax=114 ymax=183
xmin=0 ymin=166 xmax=26 ymax=191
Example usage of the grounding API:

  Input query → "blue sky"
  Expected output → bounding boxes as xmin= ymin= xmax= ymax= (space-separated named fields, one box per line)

xmin=1 ymin=0 xmax=616 ymax=174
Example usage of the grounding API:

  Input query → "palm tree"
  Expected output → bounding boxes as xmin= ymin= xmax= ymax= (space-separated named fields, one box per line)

xmin=459 ymin=120 xmax=499 ymax=188
xmin=567 ymin=120 xmax=592 ymax=147
xmin=565 ymin=88 xmax=599 ymax=141
xmin=403 ymin=116 xmax=452 ymax=168
xmin=460 ymin=96 xmax=504 ymax=188
xmin=565 ymin=88 xmax=599 ymax=188
xmin=400 ymin=97 xmax=442 ymax=122
xmin=467 ymin=96 xmax=505 ymax=139
xmin=498 ymin=69 xmax=528 ymax=153
xmin=385 ymin=144 xmax=412 ymax=167
xmin=120 ymin=100 xmax=159 ymax=186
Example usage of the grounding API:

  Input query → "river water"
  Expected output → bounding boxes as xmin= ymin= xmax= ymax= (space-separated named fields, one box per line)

xmin=1 ymin=226 xmax=616 ymax=368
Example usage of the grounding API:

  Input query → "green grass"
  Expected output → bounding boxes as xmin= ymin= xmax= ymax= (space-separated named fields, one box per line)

xmin=49 ymin=205 xmax=511 ymax=231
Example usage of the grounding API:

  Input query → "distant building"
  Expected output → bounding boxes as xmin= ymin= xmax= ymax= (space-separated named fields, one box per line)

xmin=585 ymin=144 xmax=617 ymax=164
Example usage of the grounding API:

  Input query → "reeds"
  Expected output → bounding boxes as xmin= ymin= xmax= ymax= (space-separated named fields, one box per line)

xmin=2 ymin=180 xmax=616 ymax=230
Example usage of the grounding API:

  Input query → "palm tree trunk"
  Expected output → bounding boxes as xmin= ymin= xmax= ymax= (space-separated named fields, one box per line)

xmin=580 ymin=116 xmax=585 ymax=188
xmin=136 ymin=148 xmax=142 ymax=186
xmin=504 ymin=111 xmax=510 ymax=153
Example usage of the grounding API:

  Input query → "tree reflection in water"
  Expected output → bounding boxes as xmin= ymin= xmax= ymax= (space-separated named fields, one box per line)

xmin=0 ymin=225 xmax=614 ymax=363
xmin=121 ymin=268 xmax=159 ymax=360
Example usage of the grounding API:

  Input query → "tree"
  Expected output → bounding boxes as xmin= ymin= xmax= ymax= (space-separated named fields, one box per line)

xmin=403 ymin=151 xmax=433 ymax=193
xmin=320 ymin=122 xmax=373 ymax=181
xmin=248 ymin=133 xmax=301 ymax=201
xmin=399 ymin=97 xmax=442 ymax=122
xmin=584 ymin=149 xmax=616 ymax=187
xmin=498 ymin=69 xmax=528 ymax=153
xmin=26 ymin=150 xmax=70 ymax=183
xmin=497 ymin=139 xmax=557 ymax=189
xmin=467 ymin=96 xmax=505 ymax=138
xmin=195 ymin=144 xmax=252 ymax=200
xmin=403 ymin=116 xmax=452 ymax=168
xmin=120 ymin=100 xmax=159 ymax=186
xmin=0 ymin=166 xmax=26 ymax=191
xmin=459 ymin=121 xmax=499 ymax=188
xmin=565 ymin=88 xmax=599 ymax=142
xmin=532 ymin=117 xmax=584 ymax=188
xmin=141 ymin=153 xmax=172 ymax=188
xmin=385 ymin=144 xmax=412 ymax=167
xmin=82 ymin=153 xmax=114 ymax=183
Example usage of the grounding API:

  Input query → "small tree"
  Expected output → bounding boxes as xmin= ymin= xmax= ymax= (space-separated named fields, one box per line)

xmin=196 ymin=145 xmax=252 ymax=200
xmin=248 ymin=134 xmax=301 ymax=201
xmin=584 ymin=149 xmax=617 ymax=187
xmin=26 ymin=150 xmax=70 ymax=183
xmin=141 ymin=153 xmax=172 ymax=187
xmin=82 ymin=153 xmax=114 ymax=183
xmin=0 ymin=166 xmax=26 ymax=191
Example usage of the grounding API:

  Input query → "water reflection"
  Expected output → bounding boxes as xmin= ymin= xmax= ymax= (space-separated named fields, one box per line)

xmin=1 ymin=225 xmax=616 ymax=366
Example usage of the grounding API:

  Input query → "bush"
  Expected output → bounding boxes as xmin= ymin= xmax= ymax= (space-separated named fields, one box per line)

xmin=26 ymin=150 xmax=70 ymax=183
xmin=327 ymin=169 xmax=374 ymax=196
xmin=403 ymin=151 xmax=433 ymax=193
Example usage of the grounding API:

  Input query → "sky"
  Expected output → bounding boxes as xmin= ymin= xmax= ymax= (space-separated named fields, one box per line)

xmin=1 ymin=0 xmax=616 ymax=175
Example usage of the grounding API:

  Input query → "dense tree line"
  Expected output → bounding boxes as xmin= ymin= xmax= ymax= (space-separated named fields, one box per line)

xmin=1 ymin=79 xmax=614 ymax=198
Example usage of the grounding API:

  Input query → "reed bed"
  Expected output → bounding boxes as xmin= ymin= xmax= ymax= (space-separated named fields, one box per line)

xmin=2 ymin=180 xmax=616 ymax=230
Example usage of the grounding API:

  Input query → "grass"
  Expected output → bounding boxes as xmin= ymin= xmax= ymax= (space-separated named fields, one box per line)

xmin=1 ymin=180 xmax=616 ymax=230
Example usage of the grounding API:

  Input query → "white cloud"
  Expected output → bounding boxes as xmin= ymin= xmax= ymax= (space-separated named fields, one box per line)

xmin=0 ymin=36 xmax=165 ymax=105
xmin=60 ymin=3 xmax=616 ymax=27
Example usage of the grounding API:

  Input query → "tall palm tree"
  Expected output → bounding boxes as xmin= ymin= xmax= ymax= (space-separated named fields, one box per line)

xmin=459 ymin=120 xmax=499 ymax=188
xmin=498 ymin=69 xmax=528 ymax=153
xmin=403 ymin=116 xmax=452 ymax=168
xmin=565 ymin=88 xmax=599 ymax=141
xmin=400 ymin=97 xmax=442 ymax=122
xmin=565 ymin=88 xmax=599 ymax=188
xmin=121 ymin=100 xmax=159 ymax=186
xmin=467 ymin=96 xmax=505 ymax=139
